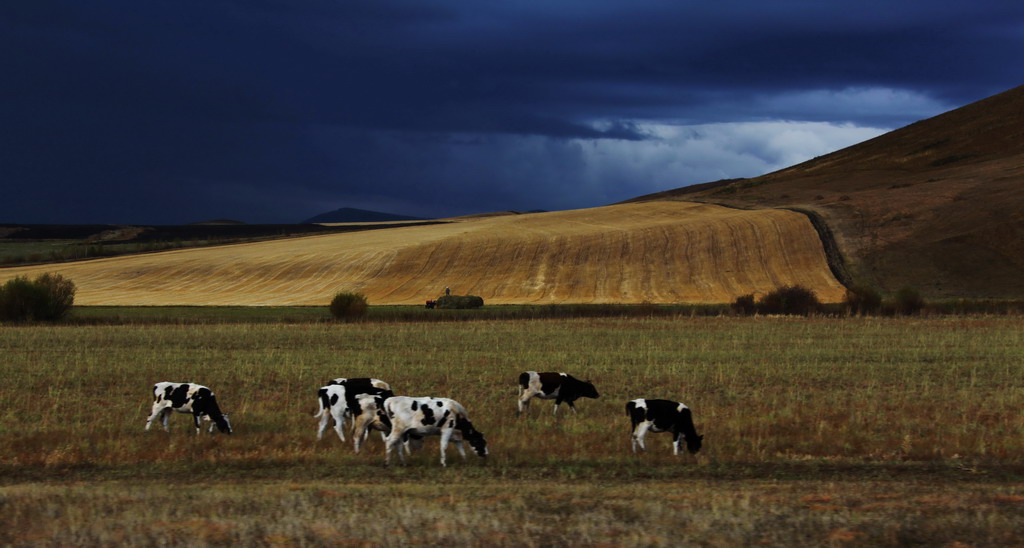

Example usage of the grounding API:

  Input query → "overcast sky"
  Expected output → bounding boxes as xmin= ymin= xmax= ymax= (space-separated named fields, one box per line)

xmin=2 ymin=1 xmax=1021 ymax=224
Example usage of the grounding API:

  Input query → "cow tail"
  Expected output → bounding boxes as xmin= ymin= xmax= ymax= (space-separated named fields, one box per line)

xmin=314 ymin=388 xmax=329 ymax=418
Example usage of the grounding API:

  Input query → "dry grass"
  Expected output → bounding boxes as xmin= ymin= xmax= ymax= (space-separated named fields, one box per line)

xmin=5 ymin=479 xmax=1024 ymax=546
xmin=2 ymin=316 xmax=1024 ymax=544
xmin=670 ymin=85 xmax=1024 ymax=299
xmin=0 ymin=201 xmax=844 ymax=305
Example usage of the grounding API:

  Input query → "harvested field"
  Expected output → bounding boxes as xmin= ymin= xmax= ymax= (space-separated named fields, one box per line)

xmin=0 ymin=201 xmax=844 ymax=306
xmin=3 ymin=316 xmax=1024 ymax=545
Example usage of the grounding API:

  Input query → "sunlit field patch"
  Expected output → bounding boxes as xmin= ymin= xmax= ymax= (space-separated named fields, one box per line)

xmin=2 ymin=315 xmax=1023 ymax=545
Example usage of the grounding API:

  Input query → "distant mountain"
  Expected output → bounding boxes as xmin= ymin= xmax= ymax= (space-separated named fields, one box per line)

xmin=302 ymin=208 xmax=428 ymax=224
xmin=190 ymin=219 xmax=247 ymax=226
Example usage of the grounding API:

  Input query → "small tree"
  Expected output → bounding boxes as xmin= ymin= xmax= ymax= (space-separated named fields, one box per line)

xmin=329 ymin=291 xmax=368 ymax=320
xmin=757 ymin=285 xmax=820 ymax=316
xmin=0 ymin=273 xmax=76 ymax=322
xmin=844 ymin=284 xmax=882 ymax=316
xmin=33 ymin=273 xmax=76 ymax=320
xmin=732 ymin=293 xmax=756 ymax=316
xmin=892 ymin=286 xmax=925 ymax=316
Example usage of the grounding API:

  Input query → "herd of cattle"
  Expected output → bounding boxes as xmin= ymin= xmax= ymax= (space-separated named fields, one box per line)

xmin=144 ymin=372 xmax=704 ymax=466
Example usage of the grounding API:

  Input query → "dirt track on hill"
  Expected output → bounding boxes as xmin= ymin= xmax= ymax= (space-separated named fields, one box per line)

xmin=0 ymin=202 xmax=845 ymax=305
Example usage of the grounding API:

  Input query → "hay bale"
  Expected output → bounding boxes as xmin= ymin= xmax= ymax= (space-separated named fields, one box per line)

xmin=434 ymin=295 xmax=484 ymax=309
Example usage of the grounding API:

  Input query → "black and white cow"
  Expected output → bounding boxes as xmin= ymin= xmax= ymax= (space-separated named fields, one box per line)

xmin=626 ymin=398 xmax=703 ymax=455
xmin=145 ymin=382 xmax=232 ymax=435
xmin=383 ymin=396 xmax=487 ymax=466
xmin=328 ymin=378 xmax=393 ymax=419
xmin=315 ymin=382 xmax=395 ymax=445
xmin=517 ymin=371 xmax=600 ymax=415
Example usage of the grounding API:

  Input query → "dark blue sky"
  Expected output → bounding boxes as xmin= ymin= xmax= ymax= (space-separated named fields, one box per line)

xmin=2 ymin=1 xmax=1021 ymax=224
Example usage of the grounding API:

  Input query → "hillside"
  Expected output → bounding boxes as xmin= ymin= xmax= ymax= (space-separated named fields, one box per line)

xmin=634 ymin=85 xmax=1024 ymax=299
xmin=0 ymin=202 xmax=844 ymax=306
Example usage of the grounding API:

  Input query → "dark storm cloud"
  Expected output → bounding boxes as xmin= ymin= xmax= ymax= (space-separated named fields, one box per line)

xmin=2 ymin=0 xmax=1021 ymax=223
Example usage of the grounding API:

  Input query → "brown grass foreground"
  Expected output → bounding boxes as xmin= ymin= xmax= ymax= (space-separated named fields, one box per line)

xmin=0 ymin=201 xmax=845 ymax=305
xmin=2 ymin=316 xmax=1024 ymax=545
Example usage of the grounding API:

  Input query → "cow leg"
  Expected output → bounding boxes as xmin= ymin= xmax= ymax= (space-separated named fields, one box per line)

xmin=439 ymin=429 xmax=454 ymax=467
xmin=330 ymin=406 xmax=347 ymax=442
xmin=160 ymin=408 xmax=172 ymax=432
xmin=192 ymin=412 xmax=203 ymax=435
xmin=385 ymin=430 xmax=406 ymax=466
xmin=316 ymin=408 xmax=332 ymax=440
xmin=403 ymin=434 xmax=423 ymax=456
xmin=672 ymin=432 xmax=683 ymax=456
xmin=144 ymin=404 xmax=164 ymax=431
xmin=453 ymin=439 xmax=467 ymax=461
xmin=352 ymin=415 xmax=370 ymax=454
xmin=632 ymin=422 xmax=651 ymax=454
xmin=567 ymin=401 xmax=578 ymax=415
xmin=517 ymin=390 xmax=533 ymax=415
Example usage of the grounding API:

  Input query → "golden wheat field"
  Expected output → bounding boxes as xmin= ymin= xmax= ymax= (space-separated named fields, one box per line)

xmin=0 ymin=201 xmax=844 ymax=306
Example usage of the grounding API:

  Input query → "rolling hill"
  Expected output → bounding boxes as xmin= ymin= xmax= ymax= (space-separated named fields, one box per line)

xmin=633 ymin=85 xmax=1024 ymax=299
xmin=0 ymin=202 xmax=843 ymax=306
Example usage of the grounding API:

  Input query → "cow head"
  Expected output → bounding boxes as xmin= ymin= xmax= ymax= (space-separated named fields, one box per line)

xmin=456 ymin=417 xmax=488 ymax=457
xmin=213 ymin=413 xmax=233 ymax=435
xmin=578 ymin=380 xmax=600 ymax=400
xmin=685 ymin=433 xmax=703 ymax=454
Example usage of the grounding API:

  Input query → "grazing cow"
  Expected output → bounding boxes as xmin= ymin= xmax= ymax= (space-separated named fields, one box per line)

xmin=315 ymin=383 xmax=395 ymax=444
xmin=517 ymin=371 xmax=600 ymax=415
xmin=383 ymin=396 xmax=487 ymax=466
xmin=325 ymin=378 xmax=393 ymax=433
xmin=626 ymin=399 xmax=703 ymax=455
xmin=145 ymin=382 xmax=232 ymax=435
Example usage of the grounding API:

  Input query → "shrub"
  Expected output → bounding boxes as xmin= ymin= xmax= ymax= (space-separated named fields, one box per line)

xmin=844 ymin=284 xmax=882 ymax=316
xmin=434 ymin=295 xmax=484 ymax=309
xmin=892 ymin=286 xmax=925 ymax=316
xmin=0 ymin=273 xmax=76 ymax=322
xmin=329 ymin=292 xmax=368 ymax=320
xmin=757 ymin=285 xmax=820 ymax=316
xmin=732 ymin=293 xmax=756 ymax=316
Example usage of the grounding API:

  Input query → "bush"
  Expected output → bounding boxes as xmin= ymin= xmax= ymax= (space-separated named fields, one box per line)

xmin=844 ymin=284 xmax=882 ymax=316
xmin=891 ymin=286 xmax=925 ymax=316
xmin=434 ymin=295 xmax=484 ymax=309
xmin=329 ymin=292 xmax=368 ymax=320
xmin=732 ymin=293 xmax=756 ymax=316
xmin=757 ymin=285 xmax=820 ymax=316
xmin=0 ymin=273 xmax=76 ymax=322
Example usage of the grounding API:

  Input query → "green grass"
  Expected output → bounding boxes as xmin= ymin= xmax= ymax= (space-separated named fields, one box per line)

xmin=2 ymin=316 xmax=1024 ymax=545
xmin=65 ymin=303 xmax=736 ymax=325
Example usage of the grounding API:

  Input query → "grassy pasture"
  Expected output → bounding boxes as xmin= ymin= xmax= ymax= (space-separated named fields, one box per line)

xmin=2 ymin=316 xmax=1024 ymax=545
